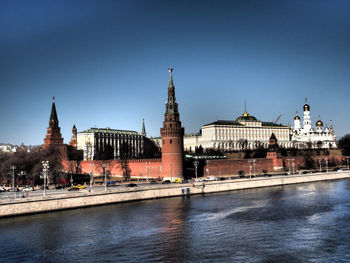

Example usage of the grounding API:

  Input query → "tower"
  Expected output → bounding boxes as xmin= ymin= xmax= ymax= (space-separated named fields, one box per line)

xmin=42 ymin=97 xmax=64 ymax=149
xmin=302 ymin=98 xmax=312 ymax=133
xmin=293 ymin=111 xmax=301 ymax=131
xmin=70 ymin=124 xmax=77 ymax=148
xmin=160 ymin=68 xmax=184 ymax=179
xmin=142 ymin=119 xmax=146 ymax=137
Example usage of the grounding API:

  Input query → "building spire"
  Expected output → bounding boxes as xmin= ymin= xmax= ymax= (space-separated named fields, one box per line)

xmin=50 ymin=96 xmax=58 ymax=127
xmin=165 ymin=67 xmax=179 ymax=116
xmin=142 ymin=119 xmax=146 ymax=137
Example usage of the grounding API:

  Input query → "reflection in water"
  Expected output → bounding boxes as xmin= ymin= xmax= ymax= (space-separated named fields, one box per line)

xmin=1 ymin=180 xmax=350 ymax=262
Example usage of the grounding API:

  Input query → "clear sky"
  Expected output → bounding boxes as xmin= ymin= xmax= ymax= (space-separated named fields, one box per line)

xmin=1 ymin=0 xmax=350 ymax=145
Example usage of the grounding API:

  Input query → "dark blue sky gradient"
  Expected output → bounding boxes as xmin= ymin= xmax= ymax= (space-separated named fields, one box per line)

xmin=1 ymin=0 xmax=350 ymax=145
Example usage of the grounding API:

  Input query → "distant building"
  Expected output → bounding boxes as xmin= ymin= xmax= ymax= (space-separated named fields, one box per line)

xmin=184 ymin=107 xmax=291 ymax=152
xmin=77 ymin=127 xmax=147 ymax=161
xmin=291 ymin=99 xmax=336 ymax=149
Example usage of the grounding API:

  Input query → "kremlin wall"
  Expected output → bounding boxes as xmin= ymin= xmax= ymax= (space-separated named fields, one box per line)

xmin=42 ymin=69 xmax=342 ymax=181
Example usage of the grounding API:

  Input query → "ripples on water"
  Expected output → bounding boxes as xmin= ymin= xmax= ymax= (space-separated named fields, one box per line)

xmin=1 ymin=180 xmax=350 ymax=262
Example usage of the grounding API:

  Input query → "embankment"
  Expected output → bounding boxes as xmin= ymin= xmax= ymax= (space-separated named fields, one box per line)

xmin=1 ymin=171 xmax=349 ymax=218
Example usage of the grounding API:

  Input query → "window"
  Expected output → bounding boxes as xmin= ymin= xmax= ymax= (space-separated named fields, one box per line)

xmin=170 ymin=139 xmax=172 ymax=144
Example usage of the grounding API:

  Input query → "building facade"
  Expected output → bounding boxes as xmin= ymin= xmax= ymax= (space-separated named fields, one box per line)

xmin=184 ymin=109 xmax=291 ymax=152
xmin=77 ymin=127 xmax=147 ymax=161
xmin=291 ymin=99 xmax=336 ymax=149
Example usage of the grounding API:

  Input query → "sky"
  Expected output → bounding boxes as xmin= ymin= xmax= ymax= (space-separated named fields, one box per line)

xmin=1 ymin=0 xmax=350 ymax=145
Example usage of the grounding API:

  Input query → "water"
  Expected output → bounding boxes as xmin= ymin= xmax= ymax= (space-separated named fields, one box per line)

xmin=1 ymin=180 xmax=350 ymax=262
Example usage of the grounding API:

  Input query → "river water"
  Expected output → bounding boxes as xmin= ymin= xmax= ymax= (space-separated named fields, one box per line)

xmin=1 ymin=180 xmax=350 ymax=263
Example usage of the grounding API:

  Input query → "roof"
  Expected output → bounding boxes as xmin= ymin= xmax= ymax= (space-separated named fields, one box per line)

xmin=203 ymin=120 xmax=244 ymax=126
xmin=79 ymin=127 xmax=139 ymax=135
xmin=203 ymin=120 xmax=287 ymax=128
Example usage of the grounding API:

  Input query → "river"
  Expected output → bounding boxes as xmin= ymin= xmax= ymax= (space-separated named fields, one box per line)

xmin=1 ymin=180 xmax=350 ymax=262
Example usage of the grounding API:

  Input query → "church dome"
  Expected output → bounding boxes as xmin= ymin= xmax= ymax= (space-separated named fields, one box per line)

xmin=316 ymin=118 xmax=323 ymax=127
xmin=294 ymin=113 xmax=300 ymax=120
xmin=236 ymin=111 xmax=257 ymax=121
xmin=303 ymin=103 xmax=310 ymax=111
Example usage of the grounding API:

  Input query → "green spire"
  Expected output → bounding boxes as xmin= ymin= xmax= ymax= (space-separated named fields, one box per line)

xmin=165 ymin=67 xmax=179 ymax=115
xmin=142 ymin=119 xmax=146 ymax=136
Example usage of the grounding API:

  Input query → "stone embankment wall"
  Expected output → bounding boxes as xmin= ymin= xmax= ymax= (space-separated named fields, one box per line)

xmin=1 ymin=172 xmax=349 ymax=218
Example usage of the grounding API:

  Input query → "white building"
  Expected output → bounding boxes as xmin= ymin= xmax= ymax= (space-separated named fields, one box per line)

xmin=291 ymin=99 xmax=336 ymax=149
xmin=184 ymin=109 xmax=292 ymax=151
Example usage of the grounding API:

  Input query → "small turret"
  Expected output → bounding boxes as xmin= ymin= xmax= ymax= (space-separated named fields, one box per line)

xmin=70 ymin=124 xmax=77 ymax=148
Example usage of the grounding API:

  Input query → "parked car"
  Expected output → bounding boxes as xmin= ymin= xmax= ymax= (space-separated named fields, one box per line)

xmin=0 ymin=186 xmax=6 ymax=192
xmin=68 ymin=187 xmax=80 ymax=191
xmin=173 ymin=178 xmax=182 ymax=183
xmin=74 ymin=185 xmax=85 ymax=189
xmin=180 ymin=179 xmax=190 ymax=184
xmin=126 ymin=183 xmax=137 ymax=187
xmin=22 ymin=186 xmax=34 ymax=192
xmin=238 ymin=170 xmax=245 ymax=178
xmin=148 ymin=180 xmax=158 ymax=184
xmin=162 ymin=180 xmax=171 ymax=184
xmin=8 ymin=187 xmax=19 ymax=192
xmin=205 ymin=176 xmax=215 ymax=181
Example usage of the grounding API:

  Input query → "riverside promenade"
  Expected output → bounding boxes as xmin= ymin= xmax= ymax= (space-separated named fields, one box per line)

xmin=1 ymin=171 xmax=350 ymax=218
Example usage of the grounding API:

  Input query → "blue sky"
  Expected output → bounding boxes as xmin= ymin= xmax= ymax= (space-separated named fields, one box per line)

xmin=1 ymin=0 xmax=350 ymax=145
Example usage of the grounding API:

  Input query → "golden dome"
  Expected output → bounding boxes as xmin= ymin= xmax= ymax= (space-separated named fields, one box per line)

xmin=294 ymin=114 xmax=300 ymax=120
xmin=303 ymin=103 xmax=310 ymax=111
xmin=236 ymin=111 xmax=257 ymax=121
xmin=316 ymin=118 xmax=323 ymax=127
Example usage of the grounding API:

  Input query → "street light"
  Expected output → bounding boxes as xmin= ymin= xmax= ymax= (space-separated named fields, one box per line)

xmin=248 ymin=160 xmax=252 ymax=179
xmin=318 ymin=158 xmax=322 ymax=172
xmin=42 ymin=161 xmax=49 ymax=197
xmin=193 ymin=160 xmax=199 ymax=180
xmin=10 ymin=166 xmax=16 ymax=188
xmin=90 ymin=163 xmax=94 ymax=191
xmin=102 ymin=163 xmax=109 ymax=191
xmin=346 ymin=156 xmax=350 ymax=170
xmin=325 ymin=158 xmax=328 ymax=173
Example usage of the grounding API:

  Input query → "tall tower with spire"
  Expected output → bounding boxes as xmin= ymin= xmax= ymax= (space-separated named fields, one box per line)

xmin=70 ymin=124 xmax=78 ymax=148
xmin=42 ymin=97 xmax=64 ymax=149
xmin=302 ymin=98 xmax=312 ymax=133
xmin=160 ymin=68 xmax=184 ymax=179
xmin=141 ymin=119 xmax=146 ymax=137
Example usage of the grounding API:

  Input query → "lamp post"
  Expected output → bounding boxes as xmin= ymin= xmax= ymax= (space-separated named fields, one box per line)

xmin=193 ymin=160 xmax=199 ymax=180
xmin=253 ymin=159 xmax=256 ymax=178
xmin=146 ymin=161 xmax=150 ymax=183
xmin=325 ymin=158 xmax=328 ymax=173
xmin=248 ymin=160 xmax=252 ymax=179
xmin=10 ymin=166 xmax=16 ymax=188
xmin=318 ymin=158 xmax=322 ymax=172
xmin=42 ymin=161 xmax=49 ymax=197
xmin=291 ymin=159 xmax=295 ymax=174
xmin=346 ymin=156 xmax=350 ymax=170
xmin=90 ymin=163 xmax=94 ymax=191
xmin=102 ymin=163 xmax=109 ymax=191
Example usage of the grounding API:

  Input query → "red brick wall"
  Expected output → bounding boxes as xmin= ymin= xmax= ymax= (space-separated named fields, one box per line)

xmin=204 ymin=158 xmax=275 ymax=177
xmin=63 ymin=159 xmax=163 ymax=180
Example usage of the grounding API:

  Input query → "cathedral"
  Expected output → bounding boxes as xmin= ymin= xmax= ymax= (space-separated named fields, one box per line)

xmin=291 ymin=99 xmax=336 ymax=149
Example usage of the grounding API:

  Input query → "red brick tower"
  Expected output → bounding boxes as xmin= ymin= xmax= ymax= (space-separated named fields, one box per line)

xmin=266 ymin=133 xmax=283 ymax=171
xmin=160 ymin=68 xmax=184 ymax=179
xmin=70 ymin=124 xmax=77 ymax=148
xmin=42 ymin=97 xmax=64 ymax=149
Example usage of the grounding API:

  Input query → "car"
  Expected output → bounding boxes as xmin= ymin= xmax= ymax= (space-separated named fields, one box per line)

xmin=68 ymin=187 xmax=80 ymax=191
xmin=148 ymin=180 xmax=158 ymax=184
xmin=126 ymin=183 xmax=137 ymax=187
xmin=74 ymin=185 xmax=85 ymax=189
xmin=180 ymin=179 xmax=189 ymax=184
xmin=40 ymin=185 xmax=49 ymax=190
xmin=0 ymin=186 xmax=6 ymax=192
xmin=107 ymin=181 xmax=117 ymax=186
xmin=162 ymin=180 xmax=171 ymax=184
xmin=22 ymin=186 xmax=34 ymax=192
xmin=337 ymin=169 xmax=344 ymax=172
xmin=107 ymin=184 xmax=119 ymax=187
xmin=8 ymin=187 xmax=19 ymax=192
xmin=173 ymin=178 xmax=182 ymax=183
xmin=205 ymin=176 xmax=215 ymax=181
